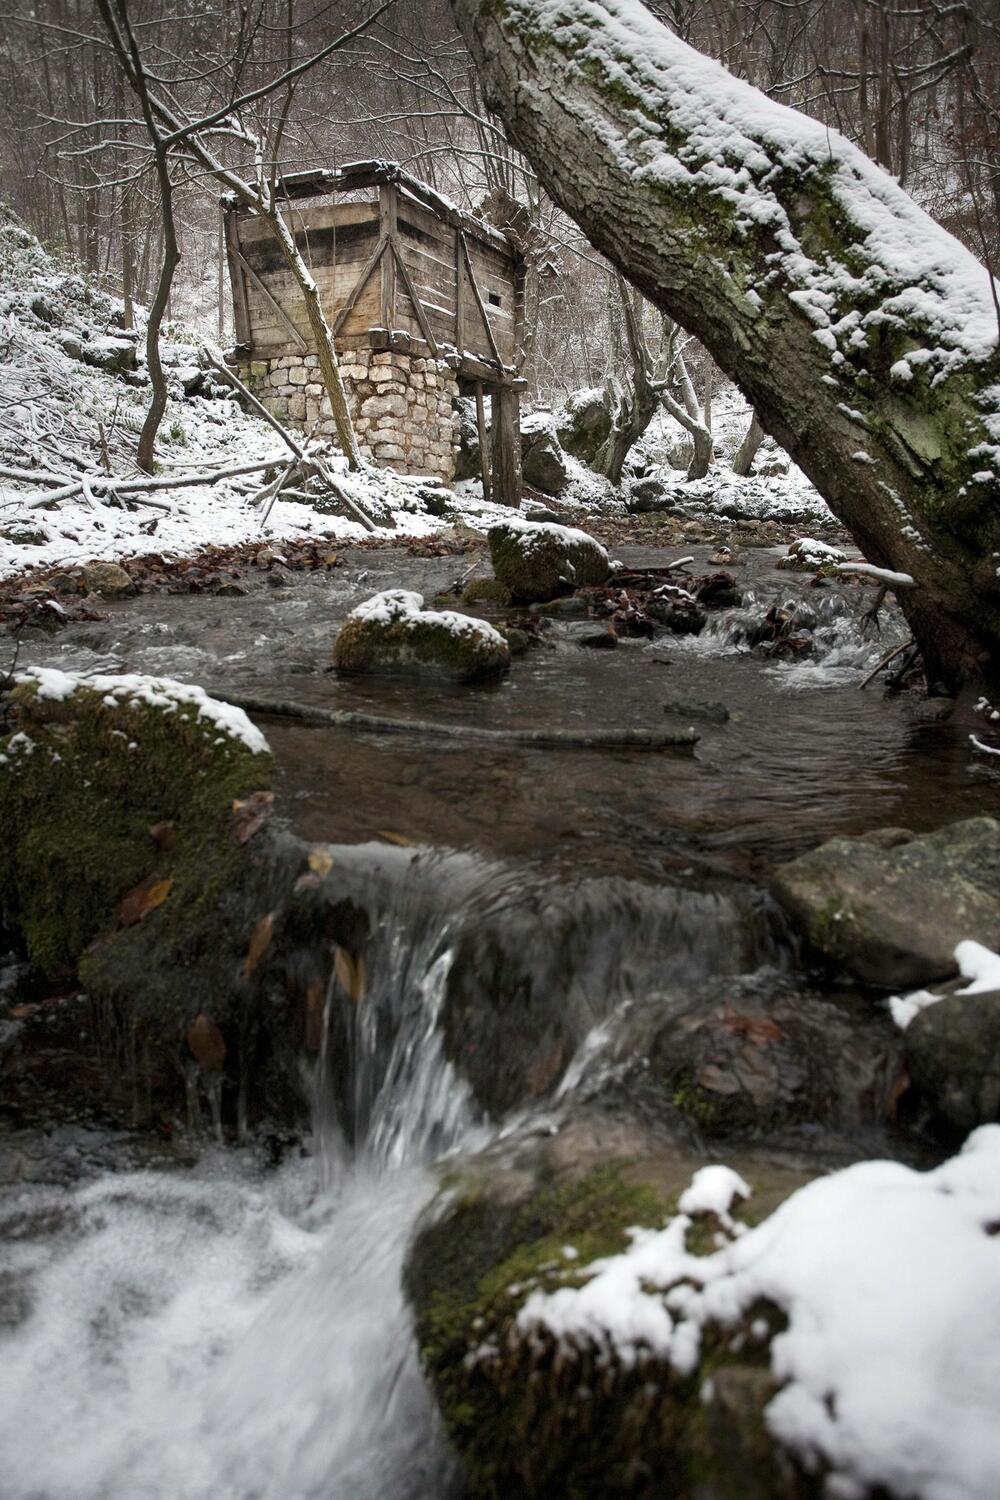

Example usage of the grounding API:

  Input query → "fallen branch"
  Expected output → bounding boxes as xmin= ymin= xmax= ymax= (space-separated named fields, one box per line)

xmin=23 ymin=456 xmax=289 ymax=511
xmin=215 ymin=692 xmax=698 ymax=750
xmin=970 ymin=734 xmax=1000 ymax=758
xmin=835 ymin=562 xmax=917 ymax=589
xmin=200 ymin=350 xmax=304 ymax=459
xmin=859 ymin=638 xmax=915 ymax=689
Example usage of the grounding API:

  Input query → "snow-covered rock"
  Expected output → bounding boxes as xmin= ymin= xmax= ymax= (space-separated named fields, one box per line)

xmin=332 ymin=589 xmax=510 ymax=682
xmin=488 ymin=517 xmax=610 ymax=602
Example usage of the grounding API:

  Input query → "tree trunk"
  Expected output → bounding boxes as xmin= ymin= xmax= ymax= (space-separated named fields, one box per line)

xmin=136 ymin=158 xmax=180 ymax=474
xmin=732 ymin=413 xmax=765 ymax=477
xmin=450 ymin=0 xmax=1000 ymax=691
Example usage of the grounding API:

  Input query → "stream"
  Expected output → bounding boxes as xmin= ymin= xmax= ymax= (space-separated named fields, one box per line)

xmin=1 ymin=542 xmax=998 ymax=1498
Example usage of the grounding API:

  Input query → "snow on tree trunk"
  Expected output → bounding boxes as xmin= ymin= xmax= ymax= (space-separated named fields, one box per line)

xmin=450 ymin=0 xmax=1000 ymax=690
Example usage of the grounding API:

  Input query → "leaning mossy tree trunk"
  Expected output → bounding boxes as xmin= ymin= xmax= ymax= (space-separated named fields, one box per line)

xmin=450 ymin=0 xmax=1000 ymax=691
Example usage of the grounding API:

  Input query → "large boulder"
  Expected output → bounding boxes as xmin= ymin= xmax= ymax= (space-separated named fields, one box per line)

xmin=556 ymin=387 xmax=612 ymax=467
xmin=407 ymin=1112 xmax=1000 ymax=1500
xmin=332 ymin=589 xmax=510 ymax=682
xmin=906 ymin=990 xmax=1000 ymax=1130
xmin=488 ymin=518 xmax=610 ymax=603
xmin=520 ymin=412 xmax=569 ymax=494
xmin=772 ymin=819 xmax=1000 ymax=987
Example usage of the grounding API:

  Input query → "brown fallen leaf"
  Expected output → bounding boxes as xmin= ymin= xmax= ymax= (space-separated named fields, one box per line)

xmin=334 ymin=946 xmax=367 ymax=1003
xmin=307 ymin=848 xmax=334 ymax=877
xmin=187 ymin=1013 xmax=226 ymax=1071
xmin=232 ymin=790 xmax=275 ymax=845
xmin=119 ymin=876 xmax=173 ymax=927
xmin=9 ymin=1002 xmax=41 ymax=1019
xmin=149 ymin=821 xmax=176 ymax=851
xmin=242 ymin=912 xmax=274 ymax=977
xmin=721 ymin=1010 xmax=784 ymax=1043
xmin=376 ymin=830 xmax=415 ymax=847
xmin=304 ymin=980 xmax=326 ymax=1051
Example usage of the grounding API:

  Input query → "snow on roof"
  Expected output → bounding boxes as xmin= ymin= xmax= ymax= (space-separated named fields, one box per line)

xmin=17 ymin=667 xmax=269 ymax=754
xmin=517 ymin=1125 xmax=1000 ymax=1498
xmin=519 ymin=0 xmax=1000 ymax=383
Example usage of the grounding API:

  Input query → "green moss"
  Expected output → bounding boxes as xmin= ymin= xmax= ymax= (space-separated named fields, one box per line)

xmin=461 ymin=577 xmax=514 ymax=607
xmin=488 ymin=523 xmax=609 ymax=603
xmin=332 ymin=611 xmax=510 ymax=681
xmin=408 ymin=1161 xmax=814 ymax=1498
xmin=0 ymin=678 xmax=272 ymax=979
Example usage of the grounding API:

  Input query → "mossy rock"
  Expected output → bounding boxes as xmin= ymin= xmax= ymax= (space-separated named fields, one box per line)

xmin=0 ymin=669 xmax=313 ymax=1128
xmin=488 ymin=519 xmax=610 ymax=603
xmin=332 ymin=589 xmax=510 ymax=682
xmin=406 ymin=1114 xmax=816 ymax=1500
xmin=461 ymin=577 xmax=514 ymax=607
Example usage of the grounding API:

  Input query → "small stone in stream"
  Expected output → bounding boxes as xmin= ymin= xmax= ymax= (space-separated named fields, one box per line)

xmin=266 ymin=568 xmax=291 ymax=588
xmin=646 ymin=597 xmax=706 ymax=634
xmin=695 ymin=571 xmax=741 ymax=608
xmin=663 ymin=699 xmax=730 ymax=723
xmin=48 ymin=572 xmax=79 ymax=594
xmin=462 ymin=577 xmax=513 ymax=607
xmin=534 ymin=595 xmax=589 ymax=619
xmin=911 ymin=696 xmax=955 ymax=723
xmin=215 ymin=580 xmax=249 ymax=596
xmin=254 ymin=547 xmax=285 ymax=568
xmin=82 ymin=561 xmax=136 ymax=598
xmin=504 ymin=627 xmax=533 ymax=656
xmin=565 ymin=622 xmax=618 ymax=649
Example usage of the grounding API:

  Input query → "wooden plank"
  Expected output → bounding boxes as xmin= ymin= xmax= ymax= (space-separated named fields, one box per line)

xmin=234 ymin=248 xmax=308 ymax=352
xmin=455 ymin=228 xmax=465 ymax=355
xmin=379 ymin=183 xmax=397 ymax=330
xmin=224 ymin=210 xmax=252 ymax=346
xmin=332 ymin=234 xmax=389 ymax=335
xmin=391 ymin=241 xmax=440 ymax=355
xmin=238 ymin=201 xmax=378 ymax=242
xmin=475 ymin=381 xmax=492 ymax=504
xmin=460 ymin=232 xmax=502 ymax=365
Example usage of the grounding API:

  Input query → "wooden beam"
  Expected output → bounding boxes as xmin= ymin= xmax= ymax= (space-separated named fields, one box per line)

xmin=475 ymin=381 xmax=492 ymax=504
xmin=331 ymin=234 xmax=389 ymax=335
xmin=460 ymin=232 xmax=503 ymax=365
xmin=379 ymin=183 xmax=397 ymax=331
xmin=223 ymin=210 xmax=252 ymax=347
xmin=391 ymin=242 xmax=439 ymax=356
xmin=233 ymin=248 xmax=308 ymax=352
xmin=490 ymin=385 xmax=521 ymax=508
xmin=454 ymin=226 xmax=465 ymax=355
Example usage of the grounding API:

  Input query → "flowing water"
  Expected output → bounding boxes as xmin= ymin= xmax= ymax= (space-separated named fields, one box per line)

xmin=2 ymin=541 xmax=998 ymax=1496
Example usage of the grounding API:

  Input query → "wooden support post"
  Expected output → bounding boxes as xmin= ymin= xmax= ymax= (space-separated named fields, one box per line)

xmin=379 ymin=182 xmax=397 ymax=331
xmin=490 ymin=384 xmax=521 ymax=508
xmin=475 ymin=381 xmax=492 ymax=504
xmin=455 ymin=226 xmax=466 ymax=354
xmin=223 ymin=208 xmax=251 ymax=346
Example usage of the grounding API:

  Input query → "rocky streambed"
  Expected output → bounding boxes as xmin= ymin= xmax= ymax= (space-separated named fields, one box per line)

xmin=2 ymin=538 xmax=999 ymax=1499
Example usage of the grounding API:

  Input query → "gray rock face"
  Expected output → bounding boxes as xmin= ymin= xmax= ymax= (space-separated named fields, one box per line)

xmin=82 ymin=336 xmax=138 ymax=375
xmin=772 ymin=818 xmax=1000 ymax=988
xmin=82 ymin=561 xmax=137 ymax=598
xmin=520 ymin=418 xmax=568 ymax=494
xmin=555 ymin=388 xmax=612 ymax=466
xmin=906 ymin=990 xmax=1000 ymax=1129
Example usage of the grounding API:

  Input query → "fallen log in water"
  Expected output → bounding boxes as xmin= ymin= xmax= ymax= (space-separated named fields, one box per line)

xmin=216 ymin=692 xmax=699 ymax=750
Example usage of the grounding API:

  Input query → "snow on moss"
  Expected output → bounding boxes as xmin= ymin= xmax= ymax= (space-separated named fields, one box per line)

xmin=18 ymin=667 xmax=269 ymax=754
xmin=347 ymin=588 xmax=506 ymax=646
xmin=518 ymin=1127 xmax=1000 ymax=1499
xmin=493 ymin=516 xmax=610 ymax=560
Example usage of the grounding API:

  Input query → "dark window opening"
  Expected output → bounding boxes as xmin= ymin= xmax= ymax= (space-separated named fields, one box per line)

xmin=488 ymin=291 xmax=502 ymax=307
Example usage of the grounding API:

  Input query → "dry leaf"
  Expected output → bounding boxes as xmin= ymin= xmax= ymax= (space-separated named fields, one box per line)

xmin=187 ymin=1013 xmax=226 ymax=1071
xmin=149 ymin=821 xmax=176 ymax=851
xmin=232 ymin=790 xmax=275 ymax=845
xmin=9 ymin=1002 xmax=40 ymax=1020
xmin=307 ymin=848 xmax=334 ymax=877
xmin=242 ymin=912 xmax=274 ymax=977
xmin=721 ymin=1010 xmax=784 ymax=1043
xmin=376 ymin=830 xmax=415 ymax=847
xmin=334 ymin=946 xmax=367 ymax=1003
xmin=304 ymin=980 xmax=325 ymax=1051
xmin=119 ymin=876 xmax=173 ymax=927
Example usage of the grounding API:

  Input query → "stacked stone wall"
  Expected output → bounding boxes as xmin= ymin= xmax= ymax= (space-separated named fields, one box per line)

xmin=242 ymin=347 xmax=460 ymax=482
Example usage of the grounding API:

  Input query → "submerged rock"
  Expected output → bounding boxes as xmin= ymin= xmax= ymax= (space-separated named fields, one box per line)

xmin=772 ymin=818 xmax=1000 ymax=987
xmin=332 ymin=589 xmax=510 ymax=682
xmin=461 ymin=576 xmax=513 ymax=607
xmin=488 ymin=518 xmax=610 ymax=603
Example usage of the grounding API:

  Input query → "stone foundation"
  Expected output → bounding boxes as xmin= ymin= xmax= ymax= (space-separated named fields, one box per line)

xmin=242 ymin=347 xmax=460 ymax=483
